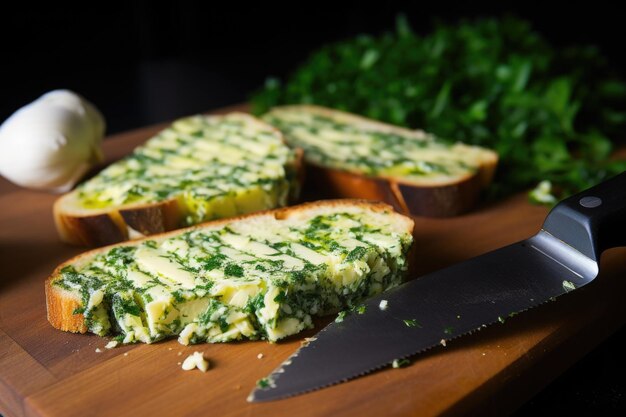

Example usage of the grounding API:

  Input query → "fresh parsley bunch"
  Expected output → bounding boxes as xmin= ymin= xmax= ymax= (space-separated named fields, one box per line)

xmin=251 ymin=16 xmax=626 ymax=202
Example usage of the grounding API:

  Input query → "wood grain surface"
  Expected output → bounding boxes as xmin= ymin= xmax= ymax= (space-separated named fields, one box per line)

xmin=1 ymin=105 xmax=626 ymax=417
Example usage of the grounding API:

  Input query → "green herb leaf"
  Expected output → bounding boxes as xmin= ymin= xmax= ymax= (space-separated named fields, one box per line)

xmin=403 ymin=319 xmax=421 ymax=328
xmin=335 ymin=311 xmax=348 ymax=323
xmin=224 ymin=264 xmax=244 ymax=277
xmin=72 ymin=307 xmax=86 ymax=315
xmin=354 ymin=304 xmax=366 ymax=314
xmin=392 ymin=358 xmax=411 ymax=368
xmin=257 ymin=378 xmax=271 ymax=389
xmin=251 ymin=16 xmax=626 ymax=201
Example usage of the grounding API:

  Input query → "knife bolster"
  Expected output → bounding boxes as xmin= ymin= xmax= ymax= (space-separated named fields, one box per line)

xmin=542 ymin=171 xmax=626 ymax=262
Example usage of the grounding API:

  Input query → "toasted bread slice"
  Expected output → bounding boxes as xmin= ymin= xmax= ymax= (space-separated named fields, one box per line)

xmin=262 ymin=105 xmax=498 ymax=217
xmin=54 ymin=113 xmax=303 ymax=247
xmin=46 ymin=200 xmax=414 ymax=344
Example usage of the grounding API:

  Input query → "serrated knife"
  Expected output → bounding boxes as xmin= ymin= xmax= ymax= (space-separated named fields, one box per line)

xmin=249 ymin=171 xmax=626 ymax=402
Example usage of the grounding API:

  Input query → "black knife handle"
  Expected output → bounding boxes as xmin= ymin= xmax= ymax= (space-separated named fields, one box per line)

xmin=542 ymin=171 xmax=626 ymax=261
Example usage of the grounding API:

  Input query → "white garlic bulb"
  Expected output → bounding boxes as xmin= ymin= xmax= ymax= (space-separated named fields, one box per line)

xmin=0 ymin=90 xmax=105 ymax=192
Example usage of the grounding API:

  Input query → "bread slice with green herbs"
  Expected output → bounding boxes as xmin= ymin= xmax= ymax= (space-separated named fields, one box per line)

xmin=46 ymin=200 xmax=414 ymax=344
xmin=262 ymin=105 xmax=498 ymax=217
xmin=54 ymin=113 xmax=302 ymax=247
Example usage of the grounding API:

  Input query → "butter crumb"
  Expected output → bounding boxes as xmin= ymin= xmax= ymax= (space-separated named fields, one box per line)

xmin=301 ymin=337 xmax=317 ymax=347
xmin=182 ymin=351 xmax=210 ymax=372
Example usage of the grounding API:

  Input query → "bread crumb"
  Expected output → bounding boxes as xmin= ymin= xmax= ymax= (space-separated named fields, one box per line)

xmin=257 ymin=353 xmax=264 ymax=359
xmin=440 ymin=339 xmax=447 ymax=347
xmin=181 ymin=352 xmax=210 ymax=372
xmin=168 ymin=347 xmax=173 ymax=351
xmin=178 ymin=351 xmax=182 ymax=356
xmin=379 ymin=300 xmax=388 ymax=311
xmin=301 ymin=337 xmax=317 ymax=347
xmin=95 ymin=348 xmax=103 ymax=353
xmin=105 ymin=340 xmax=118 ymax=349
xmin=124 ymin=352 xmax=129 ymax=356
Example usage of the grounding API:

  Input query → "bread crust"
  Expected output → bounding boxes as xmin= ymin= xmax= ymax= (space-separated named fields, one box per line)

xmin=45 ymin=283 xmax=87 ymax=333
xmin=267 ymin=105 xmax=498 ymax=217
xmin=307 ymin=163 xmax=494 ymax=217
xmin=46 ymin=199 xmax=415 ymax=334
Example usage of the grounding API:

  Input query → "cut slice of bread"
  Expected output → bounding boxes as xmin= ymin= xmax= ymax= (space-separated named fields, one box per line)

xmin=46 ymin=200 xmax=414 ymax=344
xmin=54 ymin=113 xmax=303 ymax=247
xmin=262 ymin=105 xmax=498 ymax=217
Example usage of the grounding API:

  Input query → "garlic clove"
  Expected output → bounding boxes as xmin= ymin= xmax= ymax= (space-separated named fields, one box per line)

xmin=0 ymin=90 xmax=105 ymax=192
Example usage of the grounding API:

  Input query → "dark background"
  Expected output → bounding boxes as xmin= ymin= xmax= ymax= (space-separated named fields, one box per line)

xmin=2 ymin=1 xmax=626 ymax=415
xmin=2 ymin=1 xmax=626 ymax=133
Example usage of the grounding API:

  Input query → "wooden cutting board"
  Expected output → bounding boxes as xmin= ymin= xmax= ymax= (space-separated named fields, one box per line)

xmin=1 ymin=105 xmax=626 ymax=417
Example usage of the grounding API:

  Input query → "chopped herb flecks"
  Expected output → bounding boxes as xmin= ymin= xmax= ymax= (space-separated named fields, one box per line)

xmin=335 ymin=311 xmax=348 ymax=323
xmin=403 ymin=319 xmax=420 ymax=328
xmin=392 ymin=358 xmax=411 ymax=368
xmin=257 ymin=378 xmax=271 ymax=389
xmin=354 ymin=304 xmax=366 ymax=314
xmin=51 ymin=204 xmax=414 ymax=346
xmin=224 ymin=264 xmax=244 ymax=277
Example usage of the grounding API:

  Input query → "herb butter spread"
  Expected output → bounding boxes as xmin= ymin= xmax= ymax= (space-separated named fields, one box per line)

xmin=53 ymin=203 xmax=413 ymax=344
xmin=75 ymin=113 xmax=299 ymax=225
xmin=263 ymin=106 xmax=495 ymax=185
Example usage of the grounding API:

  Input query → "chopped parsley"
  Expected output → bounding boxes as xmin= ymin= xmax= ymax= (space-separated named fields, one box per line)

xmin=224 ymin=264 xmax=244 ymax=277
xmin=273 ymin=291 xmax=287 ymax=303
xmin=72 ymin=307 xmax=86 ymax=315
xmin=203 ymin=254 xmax=227 ymax=271
xmin=253 ymin=16 xmax=626 ymax=201
xmin=171 ymin=290 xmax=186 ymax=303
xmin=335 ymin=311 xmax=348 ymax=323
xmin=403 ymin=319 xmax=420 ymax=328
xmin=392 ymin=358 xmax=411 ymax=368
xmin=354 ymin=304 xmax=366 ymax=314
xmin=257 ymin=378 xmax=271 ymax=389
xmin=345 ymin=246 xmax=368 ymax=262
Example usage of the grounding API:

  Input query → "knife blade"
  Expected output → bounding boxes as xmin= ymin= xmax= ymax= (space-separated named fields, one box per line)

xmin=249 ymin=171 xmax=626 ymax=402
